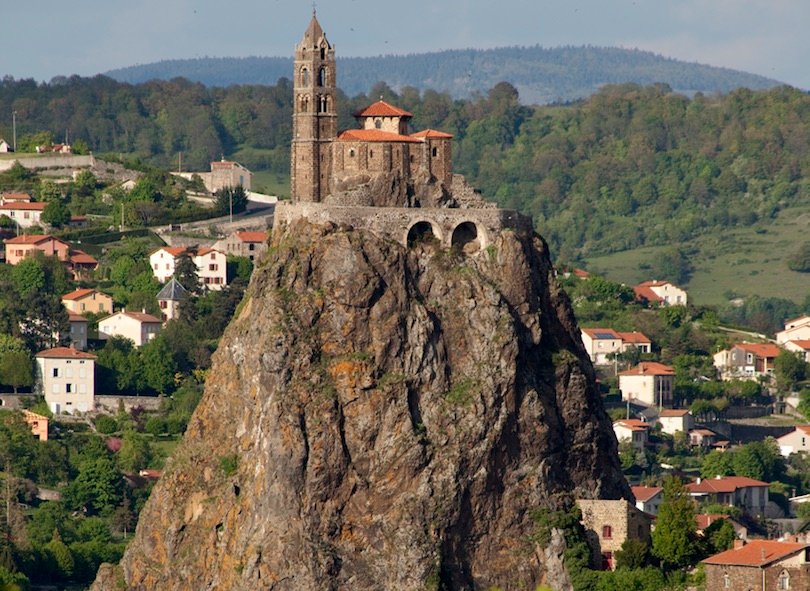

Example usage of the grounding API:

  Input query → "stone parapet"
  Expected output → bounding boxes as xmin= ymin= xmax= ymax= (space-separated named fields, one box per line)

xmin=274 ymin=201 xmax=533 ymax=251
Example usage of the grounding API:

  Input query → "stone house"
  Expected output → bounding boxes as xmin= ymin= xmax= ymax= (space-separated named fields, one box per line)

xmin=687 ymin=476 xmax=770 ymax=515
xmin=4 ymin=234 xmax=71 ymax=265
xmin=713 ymin=343 xmax=781 ymax=381
xmin=36 ymin=346 xmax=96 ymax=415
xmin=577 ymin=499 xmax=652 ymax=570
xmin=156 ymin=278 xmax=188 ymax=322
xmin=633 ymin=280 xmax=687 ymax=306
xmin=213 ymin=230 xmax=269 ymax=262
xmin=776 ymin=315 xmax=810 ymax=344
xmin=703 ymin=539 xmax=810 ymax=591
xmin=98 ymin=310 xmax=162 ymax=347
xmin=657 ymin=408 xmax=694 ymax=435
xmin=62 ymin=288 xmax=113 ymax=315
xmin=0 ymin=201 xmax=45 ymax=228
xmin=776 ymin=425 xmax=810 ymax=457
xmin=689 ymin=427 xmax=722 ymax=449
xmin=630 ymin=485 xmax=662 ymax=516
xmin=613 ymin=419 xmax=650 ymax=450
xmin=618 ymin=362 xmax=675 ymax=408
xmin=173 ymin=159 xmax=253 ymax=193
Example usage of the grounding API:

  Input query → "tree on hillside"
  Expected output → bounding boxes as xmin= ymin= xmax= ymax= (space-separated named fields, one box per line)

xmin=787 ymin=241 xmax=810 ymax=273
xmin=0 ymin=350 xmax=33 ymax=393
xmin=774 ymin=350 xmax=807 ymax=392
xmin=174 ymin=253 xmax=201 ymax=297
xmin=214 ymin=185 xmax=248 ymax=216
xmin=41 ymin=199 xmax=70 ymax=227
xmin=651 ymin=476 xmax=698 ymax=570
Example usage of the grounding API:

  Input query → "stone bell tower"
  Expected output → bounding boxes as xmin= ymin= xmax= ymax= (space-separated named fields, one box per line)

xmin=291 ymin=12 xmax=337 ymax=202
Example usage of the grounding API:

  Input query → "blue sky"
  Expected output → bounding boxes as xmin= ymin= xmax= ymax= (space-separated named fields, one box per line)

xmin=1 ymin=0 xmax=807 ymax=89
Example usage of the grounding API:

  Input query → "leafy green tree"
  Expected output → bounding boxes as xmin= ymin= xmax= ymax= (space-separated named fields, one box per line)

xmin=0 ymin=351 xmax=33 ymax=393
xmin=62 ymin=457 xmax=124 ymax=516
xmin=614 ymin=538 xmax=650 ymax=570
xmin=72 ymin=170 xmax=97 ymax=199
xmin=38 ymin=179 xmax=61 ymax=202
xmin=140 ymin=336 xmax=176 ymax=394
xmin=787 ymin=241 xmax=810 ymax=272
xmin=651 ymin=477 xmax=698 ymax=571
xmin=44 ymin=530 xmax=74 ymax=581
xmin=650 ymin=248 xmax=693 ymax=285
xmin=174 ymin=252 xmax=201 ymax=296
xmin=41 ymin=200 xmax=70 ymax=227
xmin=116 ymin=432 xmax=153 ymax=473
xmin=704 ymin=519 xmax=736 ymax=554
xmin=701 ymin=450 xmax=734 ymax=479
xmin=10 ymin=258 xmax=45 ymax=297
xmin=215 ymin=185 xmax=248 ymax=215
xmin=774 ymin=350 xmax=807 ymax=392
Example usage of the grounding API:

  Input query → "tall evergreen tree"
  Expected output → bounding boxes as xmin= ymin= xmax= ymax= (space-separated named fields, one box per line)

xmin=651 ymin=476 xmax=698 ymax=571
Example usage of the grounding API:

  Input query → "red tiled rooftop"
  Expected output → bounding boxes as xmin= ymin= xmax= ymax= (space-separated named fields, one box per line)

xmin=615 ymin=419 xmax=650 ymax=432
xmin=410 ymin=129 xmax=453 ymax=139
xmin=354 ymin=100 xmax=413 ymax=118
xmin=735 ymin=343 xmax=782 ymax=358
xmin=151 ymin=246 xmax=187 ymax=257
xmin=695 ymin=513 xmax=730 ymax=531
xmin=659 ymin=409 xmax=690 ymax=417
xmin=687 ymin=476 xmax=769 ymax=494
xmin=631 ymin=485 xmax=662 ymax=502
xmin=618 ymin=331 xmax=651 ymax=344
xmin=337 ymin=129 xmax=422 ymax=143
xmin=36 ymin=346 xmax=96 ymax=360
xmin=581 ymin=327 xmax=621 ymax=339
xmin=1 ymin=192 xmax=31 ymax=201
xmin=67 ymin=311 xmax=88 ymax=322
xmin=62 ymin=288 xmax=98 ymax=301
xmin=236 ymin=231 xmax=268 ymax=243
xmin=4 ymin=234 xmax=60 ymax=245
xmin=618 ymin=362 xmax=675 ymax=376
xmin=703 ymin=540 xmax=809 ymax=567
xmin=788 ymin=340 xmax=810 ymax=350
xmin=0 ymin=202 xmax=46 ymax=211
xmin=70 ymin=251 xmax=98 ymax=265
xmin=121 ymin=311 xmax=162 ymax=324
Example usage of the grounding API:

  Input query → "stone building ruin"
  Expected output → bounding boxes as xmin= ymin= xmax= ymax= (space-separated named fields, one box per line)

xmin=278 ymin=12 xmax=531 ymax=252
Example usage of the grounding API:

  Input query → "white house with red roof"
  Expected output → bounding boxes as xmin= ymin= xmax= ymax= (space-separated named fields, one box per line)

xmin=631 ymin=485 xmax=663 ymax=515
xmin=613 ymin=419 xmax=650 ymax=450
xmin=62 ymin=288 xmax=113 ymax=315
xmin=213 ymin=230 xmax=269 ymax=262
xmin=0 ymin=192 xmax=31 ymax=204
xmin=776 ymin=425 xmax=810 ymax=457
xmin=687 ymin=476 xmax=770 ymax=515
xmin=657 ymin=408 xmax=695 ymax=435
xmin=36 ymin=346 xmax=96 ymax=414
xmin=703 ymin=539 xmax=810 ymax=591
xmin=633 ymin=280 xmax=687 ymax=306
xmin=98 ymin=310 xmax=162 ymax=347
xmin=784 ymin=339 xmax=810 ymax=362
xmin=618 ymin=362 xmax=675 ymax=408
xmin=0 ymin=201 xmax=46 ymax=228
xmin=714 ymin=342 xmax=782 ymax=380
xmin=580 ymin=328 xmax=652 ymax=365
xmin=776 ymin=315 xmax=810 ymax=344
xmin=150 ymin=246 xmax=227 ymax=290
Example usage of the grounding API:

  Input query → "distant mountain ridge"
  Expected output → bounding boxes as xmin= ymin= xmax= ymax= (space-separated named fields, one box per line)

xmin=105 ymin=45 xmax=782 ymax=104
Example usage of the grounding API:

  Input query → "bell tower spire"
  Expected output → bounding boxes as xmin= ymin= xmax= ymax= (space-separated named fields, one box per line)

xmin=291 ymin=12 xmax=337 ymax=202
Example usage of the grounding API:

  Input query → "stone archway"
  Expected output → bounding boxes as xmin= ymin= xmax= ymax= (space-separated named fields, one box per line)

xmin=406 ymin=220 xmax=440 ymax=247
xmin=451 ymin=221 xmax=481 ymax=254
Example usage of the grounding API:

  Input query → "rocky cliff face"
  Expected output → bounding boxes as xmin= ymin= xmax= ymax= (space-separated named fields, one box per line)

xmin=93 ymin=219 xmax=628 ymax=590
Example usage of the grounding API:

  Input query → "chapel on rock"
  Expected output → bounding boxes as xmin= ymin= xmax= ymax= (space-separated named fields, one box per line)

xmin=277 ymin=13 xmax=530 ymax=252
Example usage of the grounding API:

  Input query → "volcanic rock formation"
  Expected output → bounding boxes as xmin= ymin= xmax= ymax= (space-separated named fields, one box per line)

xmin=92 ymin=219 xmax=628 ymax=590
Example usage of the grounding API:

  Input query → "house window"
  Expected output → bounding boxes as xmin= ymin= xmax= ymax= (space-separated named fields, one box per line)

xmin=349 ymin=148 xmax=355 ymax=158
xmin=66 ymin=384 xmax=72 ymax=393
xmin=778 ymin=570 xmax=790 ymax=590
xmin=723 ymin=573 xmax=730 ymax=588
xmin=370 ymin=149 xmax=374 ymax=158
xmin=431 ymin=147 xmax=438 ymax=157
xmin=375 ymin=119 xmax=382 ymax=129
xmin=602 ymin=525 xmax=612 ymax=539
xmin=52 ymin=368 xmax=59 ymax=377
xmin=209 ymin=264 xmax=218 ymax=271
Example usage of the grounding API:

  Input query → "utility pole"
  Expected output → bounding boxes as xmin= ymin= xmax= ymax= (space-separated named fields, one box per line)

xmin=229 ymin=190 xmax=233 ymax=224
xmin=12 ymin=111 xmax=16 ymax=152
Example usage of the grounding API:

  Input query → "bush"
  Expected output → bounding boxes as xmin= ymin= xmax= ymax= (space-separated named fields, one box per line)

xmin=144 ymin=416 xmax=167 ymax=436
xmin=93 ymin=415 xmax=118 ymax=434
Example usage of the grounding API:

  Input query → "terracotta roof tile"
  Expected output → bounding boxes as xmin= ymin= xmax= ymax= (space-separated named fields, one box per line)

xmin=702 ymin=540 xmax=809 ymax=567
xmin=410 ymin=129 xmax=453 ymax=139
xmin=0 ymin=202 xmax=46 ymax=211
xmin=337 ymin=129 xmax=422 ymax=143
xmin=735 ymin=343 xmax=781 ymax=358
xmin=618 ymin=331 xmax=651 ymax=344
xmin=62 ymin=288 xmax=98 ymax=301
xmin=615 ymin=419 xmax=650 ymax=432
xmin=631 ymin=486 xmax=662 ymax=502
xmin=355 ymin=100 xmax=413 ymax=118
xmin=659 ymin=409 xmax=690 ymax=417
xmin=236 ymin=231 xmax=268 ymax=243
xmin=695 ymin=513 xmax=730 ymax=531
xmin=581 ymin=328 xmax=622 ymax=340
xmin=687 ymin=476 xmax=769 ymax=494
xmin=4 ymin=234 xmax=60 ymax=245
xmin=67 ymin=311 xmax=88 ymax=322
xmin=36 ymin=346 xmax=96 ymax=360
xmin=618 ymin=362 xmax=675 ymax=376
xmin=788 ymin=340 xmax=810 ymax=350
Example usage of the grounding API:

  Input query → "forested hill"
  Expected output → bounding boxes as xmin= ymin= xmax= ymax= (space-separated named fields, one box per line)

xmin=104 ymin=46 xmax=781 ymax=104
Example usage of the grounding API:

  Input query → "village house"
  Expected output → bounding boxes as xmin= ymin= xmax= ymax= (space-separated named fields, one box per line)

xmin=62 ymin=288 xmax=113 ymax=315
xmin=776 ymin=316 xmax=810 ymax=344
xmin=149 ymin=246 xmax=227 ymax=290
xmin=580 ymin=328 xmax=652 ymax=365
xmin=618 ymin=362 xmax=675 ymax=408
xmin=687 ymin=476 xmax=770 ymax=515
xmin=36 ymin=346 xmax=96 ymax=415
xmin=695 ymin=514 xmax=748 ymax=541
xmin=633 ymin=280 xmax=688 ymax=306
xmin=784 ymin=339 xmax=810 ymax=362
xmin=657 ymin=408 xmax=695 ymax=435
xmin=0 ymin=192 xmax=30 ymax=204
xmin=713 ymin=343 xmax=781 ymax=381
xmin=613 ymin=419 xmax=650 ymax=450
xmin=0 ymin=201 xmax=46 ymax=228
xmin=776 ymin=425 xmax=810 ymax=457
xmin=703 ymin=539 xmax=810 ymax=591
xmin=172 ymin=158 xmax=253 ymax=193
xmin=3 ymin=234 xmax=71 ymax=264
xmin=22 ymin=410 xmax=49 ymax=441
xmin=631 ymin=485 xmax=663 ymax=516
xmin=689 ymin=427 xmax=722 ymax=449
xmin=213 ymin=230 xmax=269 ymax=262
xmin=156 ymin=278 xmax=188 ymax=322
xmin=67 ymin=250 xmax=99 ymax=280
xmin=577 ymin=499 xmax=652 ymax=570
xmin=98 ymin=310 xmax=162 ymax=347
xmin=66 ymin=311 xmax=88 ymax=350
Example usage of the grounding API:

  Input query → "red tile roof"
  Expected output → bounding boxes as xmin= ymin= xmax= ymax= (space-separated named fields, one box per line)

xmin=1 ymin=192 xmax=31 ymax=201
xmin=788 ymin=340 xmax=810 ymax=350
xmin=0 ymin=202 xmax=46 ymax=211
xmin=4 ymin=234 xmax=64 ymax=245
xmin=618 ymin=331 xmax=651 ymax=344
xmin=62 ymin=288 xmax=99 ymax=301
xmin=618 ymin=362 xmax=675 ymax=376
xmin=337 ymin=129 xmax=422 ymax=143
xmin=354 ymin=100 xmax=413 ymax=118
xmin=151 ymin=246 xmax=187 ymax=257
xmin=121 ymin=311 xmax=162 ymax=324
xmin=659 ymin=409 xmax=690 ymax=417
xmin=581 ymin=328 xmax=621 ymax=340
xmin=735 ymin=343 xmax=782 ymax=358
xmin=633 ymin=285 xmax=662 ymax=302
xmin=703 ymin=540 xmax=809 ymax=567
xmin=687 ymin=476 xmax=769 ymax=494
xmin=236 ymin=231 xmax=268 ymax=243
xmin=67 ymin=311 xmax=88 ymax=322
xmin=631 ymin=486 xmax=662 ymax=502
xmin=695 ymin=513 xmax=729 ymax=531
xmin=69 ymin=251 xmax=98 ymax=265
xmin=614 ymin=419 xmax=650 ymax=432
xmin=410 ymin=129 xmax=453 ymax=139
xmin=36 ymin=346 xmax=96 ymax=360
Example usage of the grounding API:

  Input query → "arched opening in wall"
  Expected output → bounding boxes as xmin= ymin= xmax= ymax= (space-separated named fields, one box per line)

xmin=320 ymin=46 xmax=326 ymax=60
xmin=451 ymin=222 xmax=481 ymax=254
xmin=375 ymin=118 xmax=382 ymax=129
xmin=348 ymin=148 xmax=355 ymax=158
xmin=407 ymin=221 xmax=438 ymax=247
xmin=318 ymin=67 xmax=327 ymax=86
xmin=301 ymin=67 xmax=309 ymax=85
